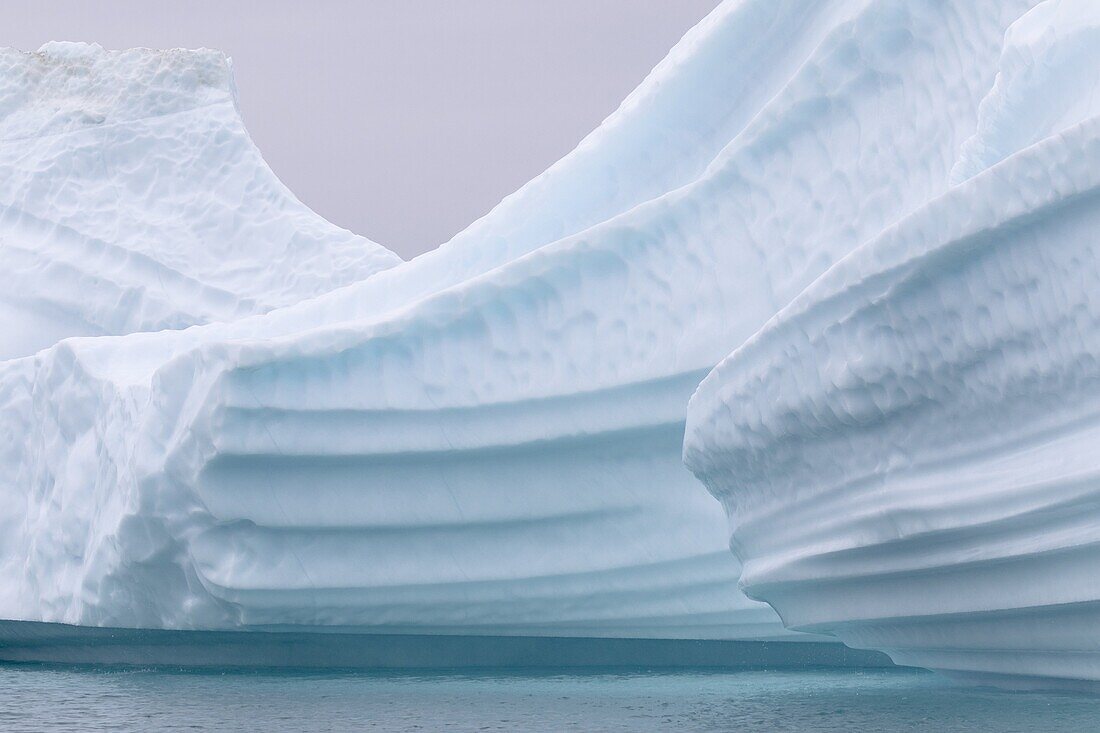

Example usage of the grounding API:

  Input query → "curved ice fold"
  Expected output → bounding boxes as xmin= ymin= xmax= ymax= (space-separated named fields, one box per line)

xmin=687 ymin=0 xmax=1100 ymax=689
xmin=951 ymin=0 xmax=1100 ymax=183
xmin=0 ymin=0 xmax=1038 ymax=645
xmin=0 ymin=43 xmax=400 ymax=360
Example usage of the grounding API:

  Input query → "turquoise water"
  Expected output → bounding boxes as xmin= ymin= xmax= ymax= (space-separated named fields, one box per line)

xmin=2 ymin=666 xmax=1098 ymax=732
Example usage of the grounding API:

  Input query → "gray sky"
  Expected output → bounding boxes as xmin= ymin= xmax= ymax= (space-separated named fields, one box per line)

xmin=5 ymin=1 xmax=720 ymax=258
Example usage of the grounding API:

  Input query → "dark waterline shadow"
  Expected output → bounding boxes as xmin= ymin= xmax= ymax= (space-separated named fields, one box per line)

xmin=0 ymin=619 xmax=891 ymax=670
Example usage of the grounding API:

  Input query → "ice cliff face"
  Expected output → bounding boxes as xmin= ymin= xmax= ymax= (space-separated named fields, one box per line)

xmin=686 ymin=0 xmax=1100 ymax=689
xmin=4 ymin=0 xmax=1074 ymax=660
xmin=0 ymin=43 xmax=400 ymax=360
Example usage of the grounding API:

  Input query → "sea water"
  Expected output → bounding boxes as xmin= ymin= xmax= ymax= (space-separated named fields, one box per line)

xmin=2 ymin=665 xmax=1098 ymax=732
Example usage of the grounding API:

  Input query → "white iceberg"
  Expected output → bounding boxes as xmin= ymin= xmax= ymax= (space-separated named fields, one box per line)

xmin=0 ymin=0 xmax=1038 ymax=660
xmin=686 ymin=0 xmax=1100 ymax=689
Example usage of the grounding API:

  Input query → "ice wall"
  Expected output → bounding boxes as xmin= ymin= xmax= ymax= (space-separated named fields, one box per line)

xmin=686 ymin=0 xmax=1100 ymax=689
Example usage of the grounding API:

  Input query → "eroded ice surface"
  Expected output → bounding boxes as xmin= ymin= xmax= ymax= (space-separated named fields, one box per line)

xmin=0 ymin=0 xmax=1053 ymax=654
xmin=0 ymin=43 xmax=400 ymax=360
xmin=686 ymin=0 xmax=1100 ymax=689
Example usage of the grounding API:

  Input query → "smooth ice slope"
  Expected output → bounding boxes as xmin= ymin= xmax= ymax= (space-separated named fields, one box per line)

xmin=0 ymin=43 xmax=400 ymax=360
xmin=686 ymin=0 xmax=1100 ymax=689
xmin=1 ymin=0 xmax=1032 ymax=643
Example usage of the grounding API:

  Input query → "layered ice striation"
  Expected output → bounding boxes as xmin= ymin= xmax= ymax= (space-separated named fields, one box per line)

xmin=0 ymin=43 xmax=400 ymax=360
xmin=686 ymin=0 xmax=1100 ymax=689
xmin=0 ymin=0 xmax=1046 ymax=651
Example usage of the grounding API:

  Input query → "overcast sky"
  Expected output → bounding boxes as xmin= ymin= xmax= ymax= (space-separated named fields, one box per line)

xmin=5 ymin=1 xmax=720 ymax=258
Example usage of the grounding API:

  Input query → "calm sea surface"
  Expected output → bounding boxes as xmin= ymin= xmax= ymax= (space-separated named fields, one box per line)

xmin=1 ymin=665 xmax=1097 ymax=732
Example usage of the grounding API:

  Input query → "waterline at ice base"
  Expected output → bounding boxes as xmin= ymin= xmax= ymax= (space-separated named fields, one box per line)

xmin=2 ymin=0 xmax=1096 ymax=687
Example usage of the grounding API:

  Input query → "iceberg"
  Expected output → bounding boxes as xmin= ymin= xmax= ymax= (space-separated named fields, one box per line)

xmin=0 ymin=0 xmax=1053 ymax=666
xmin=685 ymin=0 xmax=1100 ymax=690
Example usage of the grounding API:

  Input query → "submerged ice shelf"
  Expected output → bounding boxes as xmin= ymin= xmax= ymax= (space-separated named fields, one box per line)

xmin=686 ymin=0 xmax=1100 ymax=690
xmin=4 ymin=0 xmax=1097 ymax=684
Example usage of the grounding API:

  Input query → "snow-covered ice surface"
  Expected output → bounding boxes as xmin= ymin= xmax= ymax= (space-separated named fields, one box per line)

xmin=3 ymin=0 xmax=1075 ymax=667
xmin=0 ymin=43 xmax=400 ymax=360
xmin=686 ymin=0 xmax=1100 ymax=690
